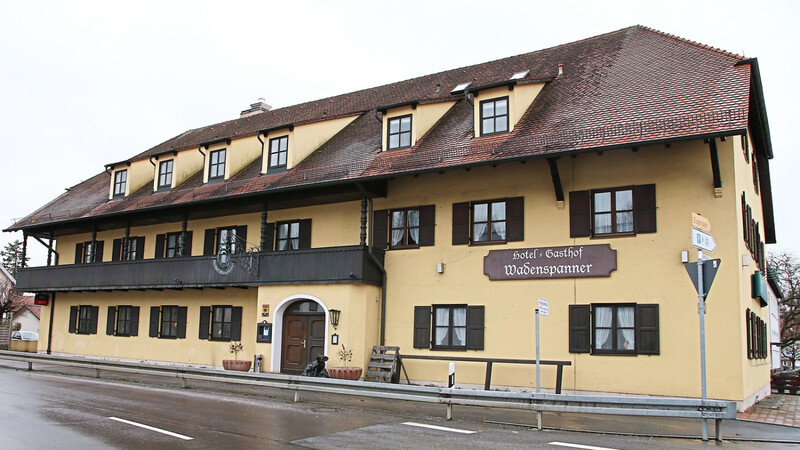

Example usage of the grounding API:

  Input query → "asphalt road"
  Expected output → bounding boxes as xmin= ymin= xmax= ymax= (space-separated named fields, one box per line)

xmin=0 ymin=361 xmax=793 ymax=449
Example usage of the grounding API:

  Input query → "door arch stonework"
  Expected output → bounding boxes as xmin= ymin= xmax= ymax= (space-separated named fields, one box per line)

xmin=270 ymin=294 xmax=330 ymax=373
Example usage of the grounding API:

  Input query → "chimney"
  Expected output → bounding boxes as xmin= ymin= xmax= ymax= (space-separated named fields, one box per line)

xmin=240 ymin=98 xmax=272 ymax=118
xmin=557 ymin=64 xmax=564 ymax=77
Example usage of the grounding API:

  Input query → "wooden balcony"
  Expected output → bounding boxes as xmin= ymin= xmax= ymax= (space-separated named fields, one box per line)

xmin=16 ymin=246 xmax=384 ymax=292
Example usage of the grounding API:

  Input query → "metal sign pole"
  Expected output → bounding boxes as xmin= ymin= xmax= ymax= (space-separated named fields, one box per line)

xmin=698 ymin=250 xmax=708 ymax=441
xmin=535 ymin=308 xmax=542 ymax=430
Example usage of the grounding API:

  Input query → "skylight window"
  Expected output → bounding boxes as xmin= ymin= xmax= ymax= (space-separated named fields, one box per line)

xmin=510 ymin=70 xmax=530 ymax=80
xmin=450 ymin=82 xmax=472 ymax=95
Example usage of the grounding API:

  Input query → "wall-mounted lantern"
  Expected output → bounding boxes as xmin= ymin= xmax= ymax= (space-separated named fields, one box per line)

xmin=329 ymin=309 xmax=340 ymax=329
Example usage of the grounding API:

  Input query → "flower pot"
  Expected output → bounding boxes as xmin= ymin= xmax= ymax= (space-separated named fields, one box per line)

xmin=222 ymin=360 xmax=252 ymax=371
xmin=328 ymin=367 xmax=363 ymax=380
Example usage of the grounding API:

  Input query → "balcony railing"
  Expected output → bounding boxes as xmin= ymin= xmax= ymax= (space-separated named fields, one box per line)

xmin=16 ymin=246 xmax=384 ymax=292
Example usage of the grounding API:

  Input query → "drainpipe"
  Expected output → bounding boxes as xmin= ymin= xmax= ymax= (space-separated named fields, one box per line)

xmin=372 ymin=108 xmax=382 ymax=123
xmin=148 ymin=156 xmax=156 ymax=167
xmin=464 ymin=89 xmax=473 ymax=106
xmin=46 ymin=292 xmax=55 ymax=354
xmin=256 ymin=132 xmax=266 ymax=172
xmin=365 ymin=197 xmax=388 ymax=346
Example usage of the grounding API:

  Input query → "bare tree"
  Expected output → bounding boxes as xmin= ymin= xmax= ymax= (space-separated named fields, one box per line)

xmin=0 ymin=280 xmax=13 ymax=319
xmin=768 ymin=251 xmax=800 ymax=368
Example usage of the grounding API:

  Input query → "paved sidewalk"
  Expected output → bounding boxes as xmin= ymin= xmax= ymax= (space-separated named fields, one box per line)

xmin=739 ymin=394 xmax=800 ymax=427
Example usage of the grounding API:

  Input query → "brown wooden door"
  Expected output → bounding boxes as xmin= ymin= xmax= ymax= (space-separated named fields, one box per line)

xmin=281 ymin=313 xmax=325 ymax=374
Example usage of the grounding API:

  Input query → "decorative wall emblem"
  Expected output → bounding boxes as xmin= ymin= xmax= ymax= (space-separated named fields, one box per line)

xmin=212 ymin=235 xmax=260 ymax=276
xmin=484 ymin=244 xmax=617 ymax=280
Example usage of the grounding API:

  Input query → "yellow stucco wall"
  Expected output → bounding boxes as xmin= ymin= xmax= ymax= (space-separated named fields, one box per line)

xmin=472 ymin=83 xmax=544 ymax=138
xmin=46 ymin=134 xmax=771 ymax=404
xmin=732 ymin=130 xmax=772 ymax=403
xmin=381 ymin=102 xmax=456 ymax=151
xmin=44 ymin=288 xmax=258 ymax=366
xmin=376 ymin=137 xmax=764 ymax=402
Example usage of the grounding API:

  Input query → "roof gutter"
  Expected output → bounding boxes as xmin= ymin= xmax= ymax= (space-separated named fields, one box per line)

xmin=735 ymin=58 xmax=773 ymax=159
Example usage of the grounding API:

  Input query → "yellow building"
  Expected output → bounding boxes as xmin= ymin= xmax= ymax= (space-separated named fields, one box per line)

xmin=6 ymin=26 xmax=777 ymax=410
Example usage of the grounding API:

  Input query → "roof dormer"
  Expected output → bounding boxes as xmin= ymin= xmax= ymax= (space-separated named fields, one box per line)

xmin=379 ymin=100 xmax=457 ymax=152
xmin=259 ymin=115 xmax=359 ymax=174
xmin=105 ymin=158 xmax=153 ymax=200
xmin=463 ymin=73 xmax=547 ymax=138
xmin=150 ymin=147 xmax=204 ymax=192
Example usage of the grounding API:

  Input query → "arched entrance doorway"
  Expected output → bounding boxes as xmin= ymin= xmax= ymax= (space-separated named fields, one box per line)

xmin=280 ymin=299 xmax=326 ymax=374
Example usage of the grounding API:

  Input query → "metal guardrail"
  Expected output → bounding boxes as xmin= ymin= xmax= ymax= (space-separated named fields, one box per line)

xmin=0 ymin=350 xmax=736 ymax=441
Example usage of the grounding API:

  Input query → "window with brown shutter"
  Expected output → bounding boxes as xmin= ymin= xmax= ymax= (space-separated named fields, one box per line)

xmin=414 ymin=305 xmax=484 ymax=350
xmin=569 ymin=303 xmax=659 ymax=355
xmin=452 ymin=198 xmax=523 ymax=245
xmin=569 ymin=185 xmax=656 ymax=238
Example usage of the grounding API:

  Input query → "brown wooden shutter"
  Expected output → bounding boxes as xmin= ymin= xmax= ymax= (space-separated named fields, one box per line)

xmin=106 ymin=306 xmax=117 ymax=335
xmin=93 ymin=241 xmax=104 ymax=263
xmin=183 ymin=231 xmax=193 ymax=257
xmin=89 ymin=306 xmax=99 ymax=334
xmin=203 ymin=229 xmax=216 ymax=256
xmin=418 ymin=205 xmax=436 ymax=246
xmin=235 ymin=226 xmax=248 ymax=250
xmin=230 ymin=306 xmax=243 ymax=341
xmin=74 ymin=243 xmax=84 ymax=264
xmin=298 ymin=219 xmax=312 ymax=249
xmin=636 ymin=304 xmax=659 ymax=355
xmin=505 ymin=197 xmax=524 ymax=242
xmin=154 ymin=234 xmax=166 ymax=259
xmin=741 ymin=193 xmax=748 ymax=244
xmin=569 ymin=305 xmax=591 ymax=353
xmin=130 ymin=307 xmax=140 ymax=336
xmin=263 ymin=223 xmax=275 ymax=251
xmin=177 ymin=307 xmax=188 ymax=339
xmin=134 ymin=238 xmax=145 ymax=260
xmin=199 ymin=306 xmax=211 ymax=340
xmin=569 ymin=191 xmax=591 ymax=238
xmin=372 ymin=209 xmax=388 ymax=249
xmin=112 ymin=239 xmax=122 ymax=261
xmin=452 ymin=202 xmax=470 ymax=245
xmin=69 ymin=306 xmax=79 ymax=333
xmin=149 ymin=306 xmax=160 ymax=337
xmin=413 ymin=306 xmax=431 ymax=349
xmin=634 ymin=184 xmax=657 ymax=234
xmin=466 ymin=306 xmax=485 ymax=350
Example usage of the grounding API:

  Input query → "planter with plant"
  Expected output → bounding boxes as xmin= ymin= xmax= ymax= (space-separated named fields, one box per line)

xmin=327 ymin=345 xmax=363 ymax=380
xmin=222 ymin=342 xmax=252 ymax=371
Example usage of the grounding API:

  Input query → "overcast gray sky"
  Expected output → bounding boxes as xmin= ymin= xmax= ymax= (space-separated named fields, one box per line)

xmin=1 ymin=0 xmax=797 ymax=266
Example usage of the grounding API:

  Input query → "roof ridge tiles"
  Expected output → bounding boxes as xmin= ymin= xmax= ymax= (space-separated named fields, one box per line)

xmin=636 ymin=25 xmax=746 ymax=60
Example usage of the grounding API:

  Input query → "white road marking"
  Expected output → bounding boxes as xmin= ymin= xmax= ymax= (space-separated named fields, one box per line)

xmin=108 ymin=416 xmax=193 ymax=440
xmin=549 ymin=442 xmax=619 ymax=450
xmin=402 ymin=422 xmax=476 ymax=434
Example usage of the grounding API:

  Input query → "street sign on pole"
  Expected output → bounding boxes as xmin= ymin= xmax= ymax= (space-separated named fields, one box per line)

xmin=684 ymin=258 xmax=721 ymax=300
xmin=692 ymin=213 xmax=712 ymax=233
xmin=691 ymin=228 xmax=717 ymax=252
xmin=537 ymin=298 xmax=549 ymax=317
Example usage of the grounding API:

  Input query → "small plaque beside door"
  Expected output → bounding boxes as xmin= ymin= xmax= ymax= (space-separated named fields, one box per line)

xmin=257 ymin=321 xmax=272 ymax=343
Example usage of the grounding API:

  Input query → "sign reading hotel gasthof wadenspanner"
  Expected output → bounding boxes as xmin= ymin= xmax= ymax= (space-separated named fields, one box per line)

xmin=483 ymin=244 xmax=617 ymax=280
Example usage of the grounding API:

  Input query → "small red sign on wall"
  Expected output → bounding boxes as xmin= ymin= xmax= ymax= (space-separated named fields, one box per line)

xmin=34 ymin=293 xmax=49 ymax=306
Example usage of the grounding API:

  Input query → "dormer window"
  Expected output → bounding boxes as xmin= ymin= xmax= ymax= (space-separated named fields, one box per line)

xmin=158 ymin=160 xmax=173 ymax=189
xmin=113 ymin=170 xmax=127 ymax=198
xmin=387 ymin=115 xmax=412 ymax=150
xmin=268 ymin=136 xmax=288 ymax=170
xmin=209 ymin=149 xmax=226 ymax=180
xmin=480 ymin=97 xmax=509 ymax=135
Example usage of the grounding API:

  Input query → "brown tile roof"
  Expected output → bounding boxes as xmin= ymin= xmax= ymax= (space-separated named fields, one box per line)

xmin=7 ymin=26 xmax=756 ymax=232
xmin=10 ymin=295 xmax=40 ymax=320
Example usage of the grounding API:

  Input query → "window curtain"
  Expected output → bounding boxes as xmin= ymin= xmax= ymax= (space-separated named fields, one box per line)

xmin=277 ymin=225 xmax=288 ymax=250
xmin=435 ymin=308 xmax=449 ymax=346
xmin=453 ymin=308 xmax=467 ymax=346
xmin=392 ymin=212 xmax=405 ymax=246
xmin=617 ymin=307 xmax=635 ymax=350
xmin=594 ymin=192 xmax=611 ymax=234
xmin=491 ymin=202 xmax=506 ymax=240
xmin=408 ymin=210 xmax=420 ymax=245
xmin=473 ymin=205 xmax=488 ymax=241
xmin=595 ymin=306 xmax=612 ymax=349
